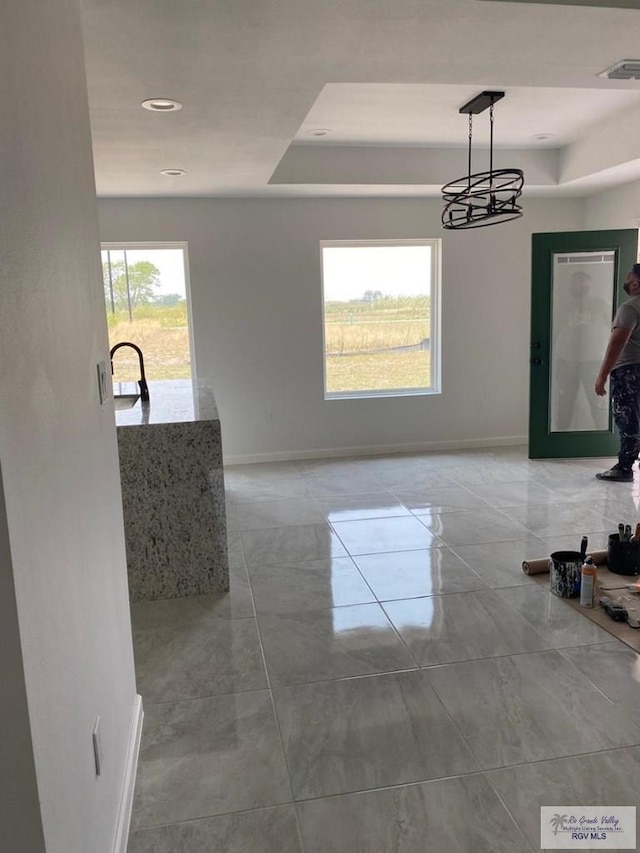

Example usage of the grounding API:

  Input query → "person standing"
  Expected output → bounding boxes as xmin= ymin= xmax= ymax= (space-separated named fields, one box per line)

xmin=595 ymin=264 xmax=640 ymax=481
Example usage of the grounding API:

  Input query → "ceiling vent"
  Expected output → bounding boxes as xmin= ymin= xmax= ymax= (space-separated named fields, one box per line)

xmin=598 ymin=60 xmax=640 ymax=80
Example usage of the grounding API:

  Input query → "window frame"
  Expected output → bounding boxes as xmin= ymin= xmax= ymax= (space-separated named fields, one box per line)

xmin=100 ymin=240 xmax=197 ymax=379
xmin=319 ymin=238 xmax=441 ymax=400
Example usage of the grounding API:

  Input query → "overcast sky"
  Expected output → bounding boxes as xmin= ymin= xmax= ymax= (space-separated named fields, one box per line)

xmin=322 ymin=245 xmax=431 ymax=302
xmin=102 ymin=248 xmax=187 ymax=297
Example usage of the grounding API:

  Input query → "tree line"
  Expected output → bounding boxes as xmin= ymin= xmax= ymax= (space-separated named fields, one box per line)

xmin=326 ymin=294 xmax=430 ymax=315
xmin=103 ymin=260 xmax=183 ymax=313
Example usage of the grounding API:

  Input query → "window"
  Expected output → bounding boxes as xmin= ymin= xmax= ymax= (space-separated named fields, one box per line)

xmin=320 ymin=239 xmax=441 ymax=399
xmin=101 ymin=243 xmax=194 ymax=382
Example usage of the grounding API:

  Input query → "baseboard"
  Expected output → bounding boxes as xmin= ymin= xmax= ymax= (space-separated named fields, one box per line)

xmin=223 ymin=435 xmax=528 ymax=466
xmin=112 ymin=694 xmax=144 ymax=853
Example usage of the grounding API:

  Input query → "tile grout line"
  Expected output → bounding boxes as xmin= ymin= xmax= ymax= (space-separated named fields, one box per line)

xmin=129 ymin=741 xmax=640 ymax=834
xmin=423 ymin=671 xmax=640 ymax=851
xmin=239 ymin=531 xmax=309 ymax=853
xmin=331 ymin=544 xmax=426 ymax=670
xmin=129 ymin=802 xmax=302 ymax=837
xmin=286 ymin=742 xmax=640 ymax=802
xmin=480 ymin=773 xmax=539 ymax=853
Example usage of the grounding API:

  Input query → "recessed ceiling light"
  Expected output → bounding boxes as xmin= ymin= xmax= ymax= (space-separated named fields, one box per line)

xmin=160 ymin=168 xmax=186 ymax=177
xmin=532 ymin=133 xmax=555 ymax=141
xmin=141 ymin=98 xmax=183 ymax=112
xmin=306 ymin=128 xmax=331 ymax=137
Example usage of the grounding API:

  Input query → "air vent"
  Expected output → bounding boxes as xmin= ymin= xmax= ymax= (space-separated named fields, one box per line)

xmin=598 ymin=60 xmax=640 ymax=80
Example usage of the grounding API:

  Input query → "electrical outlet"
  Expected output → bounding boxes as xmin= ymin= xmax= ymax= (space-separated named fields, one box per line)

xmin=97 ymin=361 xmax=110 ymax=405
xmin=92 ymin=717 xmax=103 ymax=776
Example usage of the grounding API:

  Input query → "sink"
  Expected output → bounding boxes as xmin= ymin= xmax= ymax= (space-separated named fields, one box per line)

xmin=114 ymin=394 xmax=140 ymax=410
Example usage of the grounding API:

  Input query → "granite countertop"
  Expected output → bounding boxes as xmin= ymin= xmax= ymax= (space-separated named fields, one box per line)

xmin=114 ymin=379 xmax=219 ymax=427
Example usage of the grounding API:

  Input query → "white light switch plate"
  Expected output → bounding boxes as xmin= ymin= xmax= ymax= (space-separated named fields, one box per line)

xmin=97 ymin=361 xmax=110 ymax=405
xmin=92 ymin=717 xmax=103 ymax=776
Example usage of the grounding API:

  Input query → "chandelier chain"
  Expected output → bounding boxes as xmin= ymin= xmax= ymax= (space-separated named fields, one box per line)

xmin=467 ymin=113 xmax=473 ymax=190
xmin=489 ymin=103 xmax=494 ymax=181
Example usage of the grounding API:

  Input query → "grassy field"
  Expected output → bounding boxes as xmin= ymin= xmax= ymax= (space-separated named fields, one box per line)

xmin=107 ymin=303 xmax=191 ymax=381
xmin=104 ymin=296 xmax=432 ymax=393
xmin=326 ymin=350 xmax=432 ymax=392
xmin=324 ymin=295 xmax=432 ymax=393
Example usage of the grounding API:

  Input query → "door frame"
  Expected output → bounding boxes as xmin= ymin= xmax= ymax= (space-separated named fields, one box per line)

xmin=529 ymin=228 xmax=638 ymax=459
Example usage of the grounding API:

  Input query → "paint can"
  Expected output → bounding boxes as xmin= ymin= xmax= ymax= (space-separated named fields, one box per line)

xmin=549 ymin=551 xmax=582 ymax=599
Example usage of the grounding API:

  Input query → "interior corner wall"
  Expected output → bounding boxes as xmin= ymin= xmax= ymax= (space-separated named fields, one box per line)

xmin=584 ymin=178 xmax=640 ymax=231
xmin=1 ymin=2 xmax=137 ymax=852
xmin=98 ymin=196 xmax=583 ymax=462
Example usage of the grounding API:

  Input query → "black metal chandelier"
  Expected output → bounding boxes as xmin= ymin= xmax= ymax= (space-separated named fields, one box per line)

xmin=441 ymin=91 xmax=524 ymax=230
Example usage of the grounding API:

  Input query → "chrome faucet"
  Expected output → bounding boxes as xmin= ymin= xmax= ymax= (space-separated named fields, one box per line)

xmin=110 ymin=342 xmax=150 ymax=402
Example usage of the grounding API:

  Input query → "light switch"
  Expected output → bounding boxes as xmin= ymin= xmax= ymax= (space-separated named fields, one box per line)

xmin=97 ymin=361 xmax=110 ymax=405
xmin=92 ymin=716 xmax=103 ymax=776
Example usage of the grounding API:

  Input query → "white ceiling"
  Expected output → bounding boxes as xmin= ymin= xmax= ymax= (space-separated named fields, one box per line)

xmin=294 ymin=84 xmax=640 ymax=147
xmin=79 ymin=0 xmax=640 ymax=198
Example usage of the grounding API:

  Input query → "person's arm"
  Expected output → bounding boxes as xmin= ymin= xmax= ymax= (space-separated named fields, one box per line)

xmin=595 ymin=326 xmax=633 ymax=396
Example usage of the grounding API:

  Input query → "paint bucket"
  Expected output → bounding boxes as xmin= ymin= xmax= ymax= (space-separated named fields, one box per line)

xmin=549 ymin=551 xmax=582 ymax=599
xmin=607 ymin=534 xmax=640 ymax=576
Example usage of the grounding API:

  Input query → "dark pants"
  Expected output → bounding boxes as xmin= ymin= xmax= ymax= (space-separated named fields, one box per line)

xmin=610 ymin=363 xmax=640 ymax=469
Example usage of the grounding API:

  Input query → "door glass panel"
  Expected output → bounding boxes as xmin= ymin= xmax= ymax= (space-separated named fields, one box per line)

xmin=549 ymin=251 xmax=615 ymax=433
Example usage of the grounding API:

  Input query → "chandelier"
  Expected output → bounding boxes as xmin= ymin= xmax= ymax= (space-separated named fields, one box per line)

xmin=441 ymin=91 xmax=524 ymax=230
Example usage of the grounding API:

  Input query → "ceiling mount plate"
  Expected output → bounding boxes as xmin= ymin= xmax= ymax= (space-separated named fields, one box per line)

xmin=459 ymin=91 xmax=505 ymax=115
xmin=598 ymin=59 xmax=640 ymax=79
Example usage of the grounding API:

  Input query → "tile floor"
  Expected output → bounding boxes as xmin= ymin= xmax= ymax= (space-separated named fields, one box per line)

xmin=127 ymin=447 xmax=640 ymax=853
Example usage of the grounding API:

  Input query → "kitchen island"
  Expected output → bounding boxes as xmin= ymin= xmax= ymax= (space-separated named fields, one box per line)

xmin=115 ymin=379 xmax=229 ymax=602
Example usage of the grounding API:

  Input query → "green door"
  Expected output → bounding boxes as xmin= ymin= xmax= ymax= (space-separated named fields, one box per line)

xmin=529 ymin=229 xmax=638 ymax=459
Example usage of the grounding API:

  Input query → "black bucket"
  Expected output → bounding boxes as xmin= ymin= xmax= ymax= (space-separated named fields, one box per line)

xmin=607 ymin=534 xmax=640 ymax=576
xmin=549 ymin=551 xmax=582 ymax=598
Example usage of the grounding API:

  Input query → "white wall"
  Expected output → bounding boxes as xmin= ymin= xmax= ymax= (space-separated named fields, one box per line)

xmin=584 ymin=178 xmax=640 ymax=231
xmin=98 ymin=197 xmax=583 ymax=462
xmin=1 ymin=2 xmax=137 ymax=852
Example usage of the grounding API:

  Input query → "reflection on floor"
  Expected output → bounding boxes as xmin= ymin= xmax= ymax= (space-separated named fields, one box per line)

xmin=127 ymin=447 xmax=640 ymax=853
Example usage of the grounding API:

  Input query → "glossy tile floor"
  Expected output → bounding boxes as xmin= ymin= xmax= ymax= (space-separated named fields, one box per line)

xmin=127 ymin=448 xmax=640 ymax=853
